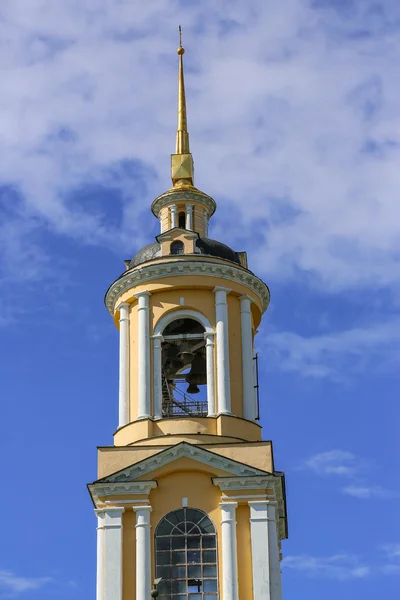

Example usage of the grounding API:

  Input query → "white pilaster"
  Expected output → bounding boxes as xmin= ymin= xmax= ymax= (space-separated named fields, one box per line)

xmin=249 ymin=501 xmax=282 ymax=600
xmin=186 ymin=204 xmax=194 ymax=230
xmin=203 ymin=209 xmax=209 ymax=236
xmin=117 ymin=302 xmax=130 ymax=428
xmin=103 ymin=507 xmax=124 ymax=600
xmin=135 ymin=291 xmax=151 ymax=419
xmin=220 ymin=501 xmax=239 ymax=600
xmin=205 ymin=332 xmax=216 ymax=416
xmin=134 ymin=505 xmax=152 ymax=600
xmin=153 ymin=335 xmax=163 ymax=419
xmin=170 ymin=205 xmax=177 ymax=228
xmin=95 ymin=510 xmax=105 ymax=600
xmin=214 ymin=287 xmax=231 ymax=415
xmin=239 ymin=295 xmax=256 ymax=421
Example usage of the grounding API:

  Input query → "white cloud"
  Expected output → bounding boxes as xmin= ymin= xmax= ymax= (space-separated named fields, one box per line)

xmin=342 ymin=485 xmax=399 ymax=499
xmin=0 ymin=0 xmax=399 ymax=291
xmin=302 ymin=450 xmax=361 ymax=477
xmin=265 ymin=320 xmax=400 ymax=380
xmin=282 ymin=554 xmax=370 ymax=580
xmin=0 ymin=570 xmax=52 ymax=594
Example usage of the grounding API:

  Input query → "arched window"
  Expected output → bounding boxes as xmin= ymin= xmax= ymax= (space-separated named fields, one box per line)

xmin=162 ymin=318 xmax=207 ymax=417
xmin=171 ymin=241 xmax=184 ymax=255
xmin=179 ymin=211 xmax=186 ymax=228
xmin=155 ymin=508 xmax=218 ymax=599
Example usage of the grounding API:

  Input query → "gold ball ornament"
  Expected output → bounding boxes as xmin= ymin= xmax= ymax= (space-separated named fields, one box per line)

xmin=177 ymin=46 xmax=185 ymax=55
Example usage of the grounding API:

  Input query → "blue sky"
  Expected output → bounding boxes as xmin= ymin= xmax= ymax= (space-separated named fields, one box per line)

xmin=0 ymin=0 xmax=399 ymax=598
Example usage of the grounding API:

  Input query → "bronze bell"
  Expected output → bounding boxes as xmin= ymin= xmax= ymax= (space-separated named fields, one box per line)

xmin=185 ymin=354 xmax=207 ymax=394
xmin=163 ymin=343 xmax=183 ymax=376
xmin=177 ymin=341 xmax=195 ymax=366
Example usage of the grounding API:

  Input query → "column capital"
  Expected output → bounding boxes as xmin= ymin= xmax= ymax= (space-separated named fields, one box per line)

xmin=238 ymin=294 xmax=254 ymax=304
xmin=133 ymin=505 xmax=153 ymax=513
xmin=213 ymin=286 xmax=231 ymax=295
xmin=133 ymin=290 xmax=152 ymax=299
xmin=116 ymin=301 xmax=130 ymax=312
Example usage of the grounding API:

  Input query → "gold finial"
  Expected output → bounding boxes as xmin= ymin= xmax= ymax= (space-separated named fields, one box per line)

xmin=171 ymin=25 xmax=194 ymax=187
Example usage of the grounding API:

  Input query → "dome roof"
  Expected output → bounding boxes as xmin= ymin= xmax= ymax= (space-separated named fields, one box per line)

xmin=128 ymin=237 xmax=240 ymax=268
xmin=195 ymin=238 xmax=240 ymax=264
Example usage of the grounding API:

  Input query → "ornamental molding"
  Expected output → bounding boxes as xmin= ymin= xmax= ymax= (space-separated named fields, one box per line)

xmin=88 ymin=480 xmax=157 ymax=507
xmin=213 ymin=475 xmax=287 ymax=540
xmin=151 ymin=188 xmax=217 ymax=217
xmin=95 ymin=442 xmax=269 ymax=484
xmin=212 ymin=476 xmax=279 ymax=491
xmin=105 ymin=260 xmax=270 ymax=315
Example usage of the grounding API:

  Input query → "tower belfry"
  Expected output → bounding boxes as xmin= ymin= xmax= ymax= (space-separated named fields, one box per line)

xmin=89 ymin=32 xmax=287 ymax=600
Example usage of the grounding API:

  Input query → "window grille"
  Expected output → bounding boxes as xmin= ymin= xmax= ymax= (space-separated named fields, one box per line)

xmin=171 ymin=241 xmax=184 ymax=255
xmin=155 ymin=508 xmax=218 ymax=599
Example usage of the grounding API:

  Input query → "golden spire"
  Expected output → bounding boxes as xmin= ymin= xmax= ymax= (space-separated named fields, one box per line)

xmin=171 ymin=26 xmax=194 ymax=187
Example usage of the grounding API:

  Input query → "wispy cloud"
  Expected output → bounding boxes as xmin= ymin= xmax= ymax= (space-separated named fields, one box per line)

xmin=282 ymin=554 xmax=370 ymax=580
xmin=302 ymin=450 xmax=398 ymax=500
xmin=303 ymin=450 xmax=361 ymax=477
xmin=265 ymin=320 xmax=400 ymax=380
xmin=0 ymin=0 xmax=399 ymax=292
xmin=0 ymin=570 xmax=52 ymax=594
xmin=342 ymin=485 xmax=399 ymax=499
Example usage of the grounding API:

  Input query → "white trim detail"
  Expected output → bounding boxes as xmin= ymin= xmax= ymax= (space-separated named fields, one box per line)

xmin=134 ymin=506 xmax=152 ymax=600
xmin=214 ymin=287 xmax=232 ymax=415
xmin=186 ymin=204 xmax=194 ymax=230
xmin=117 ymin=302 xmax=130 ymax=428
xmin=153 ymin=308 xmax=213 ymax=336
xmin=249 ymin=501 xmax=282 ymax=600
xmin=97 ymin=443 xmax=267 ymax=483
xmin=170 ymin=205 xmax=177 ymax=228
xmin=153 ymin=335 xmax=163 ymax=419
xmin=101 ymin=507 xmax=124 ymax=600
xmin=134 ymin=291 xmax=151 ymax=419
xmin=220 ymin=502 xmax=239 ymax=600
xmin=95 ymin=510 xmax=105 ymax=600
xmin=205 ymin=332 xmax=216 ymax=416
xmin=239 ymin=295 xmax=256 ymax=421
xmin=151 ymin=188 xmax=216 ymax=218
xmin=89 ymin=481 xmax=157 ymax=507
xmin=106 ymin=260 xmax=270 ymax=315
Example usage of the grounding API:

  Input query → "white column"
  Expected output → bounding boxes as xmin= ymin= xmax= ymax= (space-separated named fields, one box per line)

xmin=249 ymin=501 xmax=282 ymax=600
xmin=117 ymin=302 xmax=130 ymax=428
xmin=170 ymin=205 xmax=177 ymax=228
xmin=134 ymin=506 xmax=152 ymax=600
xmin=153 ymin=335 xmax=163 ymax=419
xmin=239 ymin=295 xmax=256 ymax=421
xmin=135 ymin=291 xmax=151 ymax=419
xmin=220 ymin=502 xmax=239 ymax=600
xmin=95 ymin=510 xmax=105 ymax=600
xmin=214 ymin=287 xmax=231 ymax=415
xmin=205 ymin=332 xmax=216 ymax=416
xmin=186 ymin=204 xmax=194 ymax=230
xmin=203 ymin=209 xmax=209 ymax=236
xmin=103 ymin=507 xmax=124 ymax=600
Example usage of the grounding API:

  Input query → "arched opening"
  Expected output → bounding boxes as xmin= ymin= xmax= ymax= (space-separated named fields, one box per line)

xmin=171 ymin=241 xmax=184 ymax=255
xmin=155 ymin=508 xmax=218 ymax=598
xmin=178 ymin=211 xmax=186 ymax=228
xmin=162 ymin=318 xmax=208 ymax=417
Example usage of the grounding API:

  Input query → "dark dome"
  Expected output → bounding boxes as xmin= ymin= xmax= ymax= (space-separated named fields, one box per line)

xmin=128 ymin=237 xmax=240 ymax=268
xmin=128 ymin=241 xmax=161 ymax=268
xmin=196 ymin=237 xmax=240 ymax=264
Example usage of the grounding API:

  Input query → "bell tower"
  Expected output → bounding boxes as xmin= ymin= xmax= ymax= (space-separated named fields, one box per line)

xmin=89 ymin=32 xmax=287 ymax=600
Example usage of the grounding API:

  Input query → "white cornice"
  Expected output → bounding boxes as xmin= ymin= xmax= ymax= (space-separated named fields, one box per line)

xmin=88 ymin=480 xmax=157 ymax=506
xmin=105 ymin=259 xmax=270 ymax=315
xmin=95 ymin=442 xmax=269 ymax=484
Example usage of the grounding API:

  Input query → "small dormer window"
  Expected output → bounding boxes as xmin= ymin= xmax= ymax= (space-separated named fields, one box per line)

xmin=170 ymin=241 xmax=184 ymax=255
xmin=178 ymin=211 xmax=186 ymax=228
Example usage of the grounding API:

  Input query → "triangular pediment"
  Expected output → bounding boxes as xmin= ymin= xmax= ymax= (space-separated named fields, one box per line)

xmin=156 ymin=228 xmax=199 ymax=242
xmin=94 ymin=442 xmax=270 ymax=484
